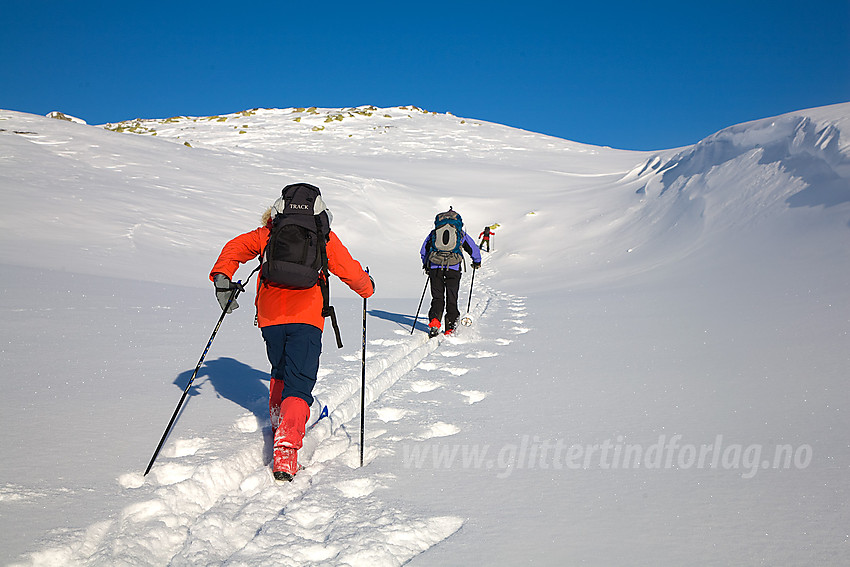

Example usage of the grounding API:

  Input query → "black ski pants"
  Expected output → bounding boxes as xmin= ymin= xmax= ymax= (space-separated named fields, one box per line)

xmin=428 ymin=268 xmax=461 ymax=328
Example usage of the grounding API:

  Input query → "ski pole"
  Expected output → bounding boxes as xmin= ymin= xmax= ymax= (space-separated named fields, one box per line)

xmin=410 ymin=273 xmax=430 ymax=334
xmin=466 ymin=266 xmax=476 ymax=312
xmin=460 ymin=266 xmax=477 ymax=326
xmin=360 ymin=268 xmax=369 ymax=468
xmin=144 ymin=270 xmax=255 ymax=476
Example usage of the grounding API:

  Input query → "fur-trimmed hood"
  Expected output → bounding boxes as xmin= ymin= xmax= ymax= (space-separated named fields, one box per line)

xmin=261 ymin=193 xmax=332 ymax=227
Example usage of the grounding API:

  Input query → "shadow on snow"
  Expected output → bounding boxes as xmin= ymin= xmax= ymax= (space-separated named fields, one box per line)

xmin=368 ymin=308 xmax=429 ymax=333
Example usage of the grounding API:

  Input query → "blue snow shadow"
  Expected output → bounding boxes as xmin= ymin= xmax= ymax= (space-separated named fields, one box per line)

xmin=173 ymin=357 xmax=274 ymax=465
xmin=173 ymin=357 xmax=270 ymax=420
xmin=369 ymin=308 xmax=427 ymax=333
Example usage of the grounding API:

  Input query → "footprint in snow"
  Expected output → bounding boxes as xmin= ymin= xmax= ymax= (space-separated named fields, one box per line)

xmin=418 ymin=422 xmax=461 ymax=439
xmin=511 ymin=326 xmax=530 ymax=334
xmin=410 ymin=379 xmax=441 ymax=393
xmin=460 ymin=390 xmax=488 ymax=404
xmin=442 ymin=367 xmax=469 ymax=376
xmin=495 ymin=338 xmax=513 ymax=345
xmin=374 ymin=407 xmax=409 ymax=422
xmin=440 ymin=350 xmax=462 ymax=357
xmin=419 ymin=361 xmax=469 ymax=376
xmin=467 ymin=351 xmax=498 ymax=358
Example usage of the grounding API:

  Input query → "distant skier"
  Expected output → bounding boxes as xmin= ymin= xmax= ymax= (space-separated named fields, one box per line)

xmin=210 ymin=183 xmax=373 ymax=482
xmin=420 ymin=208 xmax=481 ymax=337
xmin=478 ymin=226 xmax=494 ymax=252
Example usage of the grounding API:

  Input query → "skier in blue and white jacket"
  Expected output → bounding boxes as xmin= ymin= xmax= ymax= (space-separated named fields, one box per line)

xmin=420 ymin=208 xmax=481 ymax=336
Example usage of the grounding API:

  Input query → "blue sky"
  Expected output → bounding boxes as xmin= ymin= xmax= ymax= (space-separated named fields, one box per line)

xmin=2 ymin=0 xmax=848 ymax=150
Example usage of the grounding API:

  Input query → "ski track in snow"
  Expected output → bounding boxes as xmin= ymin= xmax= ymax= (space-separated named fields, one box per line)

xmin=16 ymin=279 xmax=523 ymax=567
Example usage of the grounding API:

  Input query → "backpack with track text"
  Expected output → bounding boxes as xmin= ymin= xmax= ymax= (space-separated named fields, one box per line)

xmin=262 ymin=183 xmax=330 ymax=289
xmin=261 ymin=183 xmax=343 ymax=347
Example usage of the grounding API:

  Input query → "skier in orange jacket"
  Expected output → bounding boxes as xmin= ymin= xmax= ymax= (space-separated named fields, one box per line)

xmin=210 ymin=186 xmax=373 ymax=481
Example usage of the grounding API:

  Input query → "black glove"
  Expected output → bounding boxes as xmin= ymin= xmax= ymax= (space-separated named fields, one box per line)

xmin=213 ymin=273 xmax=239 ymax=313
xmin=369 ymin=275 xmax=376 ymax=294
xmin=472 ymin=261 xmax=481 ymax=269
xmin=422 ymin=262 xmax=430 ymax=274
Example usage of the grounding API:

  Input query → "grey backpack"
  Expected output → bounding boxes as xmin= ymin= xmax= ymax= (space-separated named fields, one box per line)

xmin=427 ymin=208 xmax=465 ymax=268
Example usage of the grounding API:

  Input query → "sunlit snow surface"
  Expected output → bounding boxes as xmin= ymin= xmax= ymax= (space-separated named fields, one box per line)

xmin=2 ymin=103 xmax=849 ymax=565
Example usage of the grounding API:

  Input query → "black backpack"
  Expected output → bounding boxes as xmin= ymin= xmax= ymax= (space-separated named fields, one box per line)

xmin=261 ymin=183 xmax=343 ymax=347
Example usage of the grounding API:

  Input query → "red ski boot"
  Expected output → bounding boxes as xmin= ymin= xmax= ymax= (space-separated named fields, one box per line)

xmin=273 ymin=396 xmax=310 ymax=482
xmin=444 ymin=318 xmax=457 ymax=336
xmin=273 ymin=446 xmax=298 ymax=482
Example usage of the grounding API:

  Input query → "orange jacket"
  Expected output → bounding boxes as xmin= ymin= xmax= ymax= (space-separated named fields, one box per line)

xmin=210 ymin=226 xmax=373 ymax=330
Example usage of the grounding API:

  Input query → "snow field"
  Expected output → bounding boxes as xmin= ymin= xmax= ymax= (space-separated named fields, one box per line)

xmin=12 ymin=268 xmax=507 ymax=566
xmin=2 ymin=102 xmax=850 ymax=565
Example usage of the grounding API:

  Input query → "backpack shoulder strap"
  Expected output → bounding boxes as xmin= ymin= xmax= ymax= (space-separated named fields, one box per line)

xmin=317 ymin=222 xmax=343 ymax=349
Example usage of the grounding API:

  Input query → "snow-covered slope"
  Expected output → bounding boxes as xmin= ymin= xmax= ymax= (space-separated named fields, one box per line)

xmin=1 ymin=105 xmax=648 ymax=294
xmin=630 ymin=103 xmax=850 ymax=234
xmin=1 ymin=103 xmax=849 ymax=566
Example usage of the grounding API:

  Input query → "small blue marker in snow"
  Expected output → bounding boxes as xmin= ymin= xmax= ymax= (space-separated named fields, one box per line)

xmin=308 ymin=405 xmax=329 ymax=429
